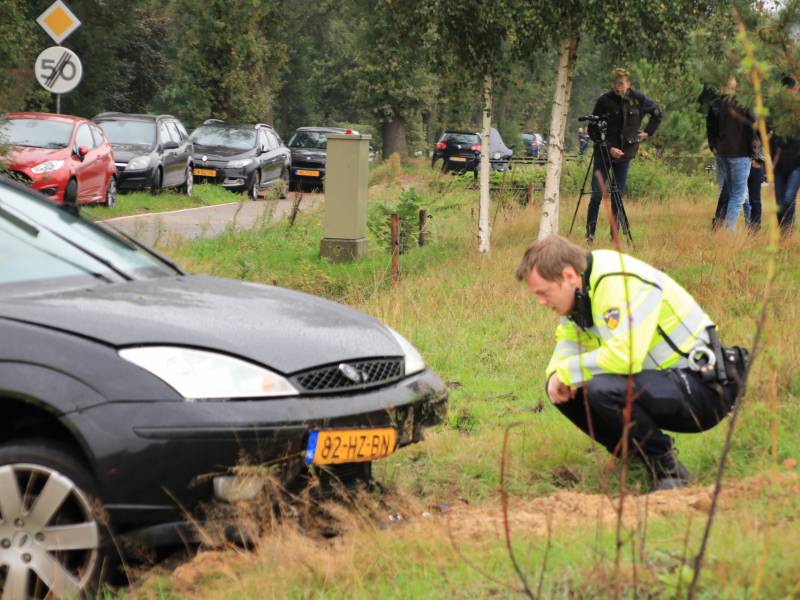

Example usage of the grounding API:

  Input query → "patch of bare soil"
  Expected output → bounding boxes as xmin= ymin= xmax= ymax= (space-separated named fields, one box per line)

xmin=443 ymin=472 xmax=799 ymax=542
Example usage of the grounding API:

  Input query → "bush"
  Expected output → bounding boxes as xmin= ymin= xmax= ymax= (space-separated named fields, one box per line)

xmin=367 ymin=187 xmax=424 ymax=253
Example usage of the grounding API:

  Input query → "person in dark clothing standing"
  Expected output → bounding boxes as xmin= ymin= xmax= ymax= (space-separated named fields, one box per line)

xmin=585 ymin=68 xmax=663 ymax=243
xmin=706 ymin=77 xmax=755 ymax=231
xmin=772 ymin=76 xmax=800 ymax=234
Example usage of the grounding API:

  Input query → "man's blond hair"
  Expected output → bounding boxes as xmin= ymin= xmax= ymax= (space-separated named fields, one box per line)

xmin=612 ymin=67 xmax=630 ymax=82
xmin=515 ymin=235 xmax=587 ymax=282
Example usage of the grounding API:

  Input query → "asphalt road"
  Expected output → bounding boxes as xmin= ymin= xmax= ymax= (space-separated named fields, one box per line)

xmin=101 ymin=193 xmax=322 ymax=247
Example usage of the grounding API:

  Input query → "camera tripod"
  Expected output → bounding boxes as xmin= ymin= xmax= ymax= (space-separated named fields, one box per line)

xmin=568 ymin=117 xmax=633 ymax=245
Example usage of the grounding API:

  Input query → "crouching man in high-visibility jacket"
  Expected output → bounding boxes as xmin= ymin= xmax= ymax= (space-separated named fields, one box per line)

xmin=516 ymin=235 xmax=746 ymax=491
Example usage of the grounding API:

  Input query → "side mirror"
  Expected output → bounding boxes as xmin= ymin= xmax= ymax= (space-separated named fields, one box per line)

xmin=258 ymin=146 xmax=268 ymax=155
xmin=76 ymin=146 xmax=89 ymax=160
xmin=162 ymin=141 xmax=180 ymax=150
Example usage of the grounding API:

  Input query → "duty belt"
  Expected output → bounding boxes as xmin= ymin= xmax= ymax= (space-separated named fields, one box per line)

xmin=687 ymin=326 xmax=749 ymax=386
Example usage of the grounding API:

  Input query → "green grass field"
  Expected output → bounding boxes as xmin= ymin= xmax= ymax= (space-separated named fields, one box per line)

xmin=122 ymin=159 xmax=800 ymax=598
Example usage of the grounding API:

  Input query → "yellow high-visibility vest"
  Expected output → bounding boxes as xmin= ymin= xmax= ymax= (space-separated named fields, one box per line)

xmin=546 ymin=250 xmax=713 ymax=387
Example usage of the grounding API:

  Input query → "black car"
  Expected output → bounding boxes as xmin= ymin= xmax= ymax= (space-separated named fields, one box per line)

xmin=189 ymin=121 xmax=290 ymax=200
xmin=93 ymin=113 xmax=194 ymax=195
xmin=287 ymin=127 xmax=350 ymax=190
xmin=0 ymin=175 xmax=447 ymax=597
xmin=431 ymin=131 xmax=481 ymax=174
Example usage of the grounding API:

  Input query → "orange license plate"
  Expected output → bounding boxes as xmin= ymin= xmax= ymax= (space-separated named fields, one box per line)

xmin=305 ymin=428 xmax=397 ymax=465
xmin=449 ymin=156 xmax=467 ymax=162
xmin=193 ymin=168 xmax=216 ymax=177
xmin=296 ymin=168 xmax=320 ymax=177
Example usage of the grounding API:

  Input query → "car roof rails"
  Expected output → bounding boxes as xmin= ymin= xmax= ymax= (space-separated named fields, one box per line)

xmin=203 ymin=118 xmax=226 ymax=125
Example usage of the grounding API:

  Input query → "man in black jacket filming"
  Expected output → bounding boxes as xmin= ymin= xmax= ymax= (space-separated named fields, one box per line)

xmin=586 ymin=68 xmax=663 ymax=242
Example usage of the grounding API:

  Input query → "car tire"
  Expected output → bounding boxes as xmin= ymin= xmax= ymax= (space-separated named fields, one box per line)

xmin=105 ymin=176 xmax=117 ymax=208
xmin=150 ymin=168 xmax=163 ymax=196
xmin=181 ymin=164 xmax=193 ymax=197
xmin=248 ymin=170 xmax=260 ymax=201
xmin=0 ymin=441 xmax=116 ymax=599
xmin=64 ymin=178 xmax=78 ymax=206
xmin=279 ymin=168 xmax=289 ymax=199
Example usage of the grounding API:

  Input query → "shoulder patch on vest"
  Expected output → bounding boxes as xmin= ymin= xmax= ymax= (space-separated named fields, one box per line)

xmin=603 ymin=308 xmax=620 ymax=330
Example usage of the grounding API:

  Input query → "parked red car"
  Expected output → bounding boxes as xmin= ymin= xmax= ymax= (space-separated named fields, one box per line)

xmin=0 ymin=112 xmax=117 ymax=206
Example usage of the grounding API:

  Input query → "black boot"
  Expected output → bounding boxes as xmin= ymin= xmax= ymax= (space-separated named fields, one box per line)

xmin=646 ymin=449 xmax=691 ymax=491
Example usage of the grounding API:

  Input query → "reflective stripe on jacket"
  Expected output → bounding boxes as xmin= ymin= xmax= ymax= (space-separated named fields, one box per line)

xmin=545 ymin=250 xmax=713 ymax=387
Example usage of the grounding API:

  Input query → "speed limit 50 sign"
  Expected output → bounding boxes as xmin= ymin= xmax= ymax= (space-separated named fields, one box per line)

xmin=35 ymin=46 xmax=83 ymax=95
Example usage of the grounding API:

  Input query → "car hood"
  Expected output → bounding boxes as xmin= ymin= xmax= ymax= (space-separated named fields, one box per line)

xmin=3 ymin=146 xmax=69 ymax=168
xmin=111 ymin=144 xmax=154 ymax=162
xmin=192 ymin=145 xmax=254 ymax=160
xmin=0 ymin=275 xmax=402 ymax=374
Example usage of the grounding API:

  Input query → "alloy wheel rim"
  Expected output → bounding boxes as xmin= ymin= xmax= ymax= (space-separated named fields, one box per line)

xmin=0 ymin=464 xmax=99 ymax=600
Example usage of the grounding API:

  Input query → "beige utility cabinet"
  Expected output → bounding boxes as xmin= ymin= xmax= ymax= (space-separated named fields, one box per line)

xmin=319 ymin=133 xmax=370 ymax=262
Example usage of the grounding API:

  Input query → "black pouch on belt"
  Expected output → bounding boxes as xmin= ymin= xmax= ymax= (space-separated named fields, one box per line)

xmin=721 ymin=346 xmax=749 ymax=384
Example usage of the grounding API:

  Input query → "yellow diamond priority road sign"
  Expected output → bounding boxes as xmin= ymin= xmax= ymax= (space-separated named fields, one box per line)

xmin=36 ymin=0 xmax=81 ymax=45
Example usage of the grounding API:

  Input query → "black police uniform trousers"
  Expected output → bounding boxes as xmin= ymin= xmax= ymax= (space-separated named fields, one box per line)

xmin=555 ymin=369 xmax=736 ymax=459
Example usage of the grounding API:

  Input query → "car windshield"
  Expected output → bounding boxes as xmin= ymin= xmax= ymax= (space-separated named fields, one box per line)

xmin=0 ymin=180 xmax=173 ymax=293
xmin=288 ymin=131 xmax=327 ymax=149
xmin=189 ymin=126 xmax=256 ymax=151
xmin=97 ymin=120 xmax=156 ymax=146
xmin=521 ymin=134 xmax=533 ymax=141
xmin=443 ymin=133 xmax=479 ymax=145
xmin=0 ymin=118 xmax=73 ymax=149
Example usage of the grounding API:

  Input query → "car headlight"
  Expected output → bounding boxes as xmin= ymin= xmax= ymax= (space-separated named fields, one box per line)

xmin=227 ymin=158 xmax=253 ymax=169
xmin=30 ymin=160 xmax=64 ymax=174
xmin=118 ymin=346 xmax=299 ymax=400
xmin=386 ymin=327 xmax=426 ymax=376
xmin=127 ymin=155 xmax=152 ymax=170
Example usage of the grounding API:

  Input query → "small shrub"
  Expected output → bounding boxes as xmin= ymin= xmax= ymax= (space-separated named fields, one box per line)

xmin=367 ymin=187 xmax=424 ymax=253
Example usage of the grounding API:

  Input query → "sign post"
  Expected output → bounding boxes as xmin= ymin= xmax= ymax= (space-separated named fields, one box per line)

xmin=35 ymin=1 xmax=82 ymax=113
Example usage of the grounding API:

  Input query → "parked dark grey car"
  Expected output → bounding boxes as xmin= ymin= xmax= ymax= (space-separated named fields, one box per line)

xmin=286 ymin=126 xmax=350 ymax=190
xmin=0 ymin=175 xmax=446 ymax=598
xmin=189 ymin=120 xmax=291 ymax=200
xmin=93 ymin=113 xmax=194 ymax=195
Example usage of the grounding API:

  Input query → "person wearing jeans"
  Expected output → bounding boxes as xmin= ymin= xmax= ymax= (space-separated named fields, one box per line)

xmin=586 ymin=157 xmax=631 ymax=239
xmin=775 ymin=167 xmax=800 ymax=232
xmin=707 ymin=77 xmax=755 ymax=232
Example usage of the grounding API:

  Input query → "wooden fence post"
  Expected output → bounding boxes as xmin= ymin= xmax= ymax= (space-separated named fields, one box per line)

xmin=391 ymin=213 xmax=400 ymax=284
xmin=418 ymin=209 xmax=427 ymax=246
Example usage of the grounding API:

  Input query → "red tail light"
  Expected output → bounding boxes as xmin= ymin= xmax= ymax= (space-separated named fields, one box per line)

xmin=436 ymin=142 xmax=446 ymax=150
xmin=471 ymin=144 xmax=481 ymax=152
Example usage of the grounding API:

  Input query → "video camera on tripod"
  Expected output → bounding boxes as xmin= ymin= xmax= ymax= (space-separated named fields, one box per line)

xmin=578 ymin=114 xmax=608 ymax=143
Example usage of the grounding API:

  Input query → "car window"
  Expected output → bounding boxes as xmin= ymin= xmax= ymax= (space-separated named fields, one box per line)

xmin=257 ymin=129 xmax=269 ymax=150
xmin=174 ymin=121 xmax=189 ymax=140
xmin=158 ymin=122 xmax=171 ymax=145
xmin=273 ymin=132 xmax=284 ymax=147
xmin=166 ymin=121 xmax=182 ymax=144
xmin=96 ymin=120 xmax=156 ymax=147
xmin=74 ymin=124 xmax=94 ymax=150
xmin=188 ymin=126 xmax=257 ymax=151
xmin=0 ymin=118 xmax=74 ymax=149
xmin=265 ymin=131 xmax=279 ymax=150
xmin=444 ymin=133 xmax=480 ymax=145
xmin=0 ymin=180 xmax=172 ymax=291
xmin=90 ymin=125 xmax=106 ymax=147
xmin=287 ymin=130 xmax=327 ymax=149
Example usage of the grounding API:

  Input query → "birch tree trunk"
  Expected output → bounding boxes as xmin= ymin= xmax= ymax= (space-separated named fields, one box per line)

xmin=478 ymin=73 xmax=492 ymax=253
xmin=537 ymin=33 xmax=579 ymax=239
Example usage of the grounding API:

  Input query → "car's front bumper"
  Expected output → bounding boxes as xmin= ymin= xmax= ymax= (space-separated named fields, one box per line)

xmin=115 ymin=165 xmax=152 ymax=191
xmin=65 ymin=368 xmax=447 ymax=538
xmin=192 ymin=163 xmax=252 ymax=191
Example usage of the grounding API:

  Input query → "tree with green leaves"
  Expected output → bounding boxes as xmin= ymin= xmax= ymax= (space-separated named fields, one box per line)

xmin=160 ymin=0 xmax=285 ymax=126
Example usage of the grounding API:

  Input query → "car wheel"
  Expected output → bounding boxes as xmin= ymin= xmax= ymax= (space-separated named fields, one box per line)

xmin=104 ymin=176 xmax=117 ymax=208
xmin=63 ymin=178 xmax=78 ymax=206
xmin=248 ymin=170 xmax=261 ymax=201
xmin=150 ymin=168 xmax=163 ymax=195
xmin=181 ymin=164 xmax=193 ymax=197
xmin=0 ymin=441 xmax=111 ymax=599
xmin=279 ymin=168 xmax=289 ymax=199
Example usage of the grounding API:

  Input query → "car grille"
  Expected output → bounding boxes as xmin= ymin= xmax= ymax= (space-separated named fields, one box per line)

xmin=292 ymin=358 xmax=404 ymax=393
xmin=7 ymin=170 xmax=32 ymax=185
xmin=292 ymin=160 xmax=325 ymax=169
